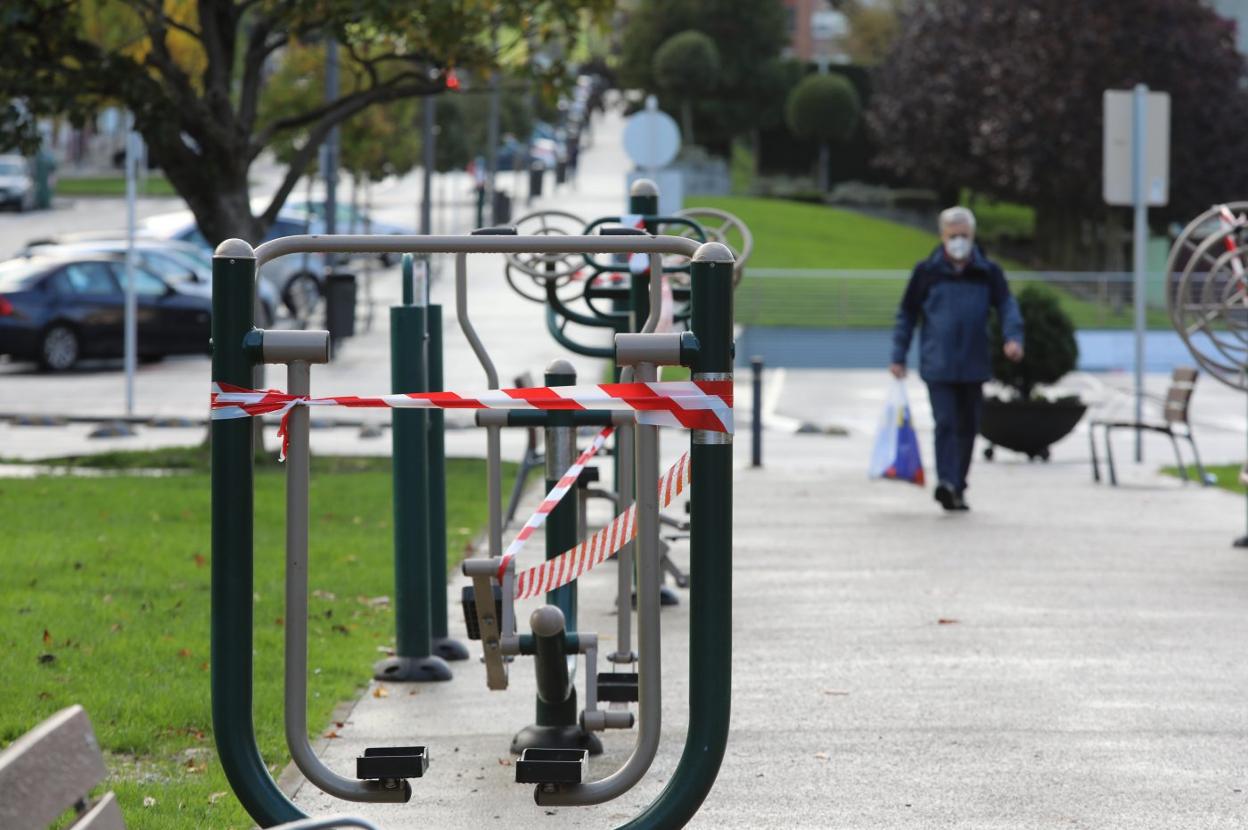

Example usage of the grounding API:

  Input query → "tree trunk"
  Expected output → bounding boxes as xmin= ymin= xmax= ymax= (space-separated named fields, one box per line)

xmin=681 ymin=100 xmax=694 ymax=147
xmin=818 ymin=143 xmax=830 ymax=192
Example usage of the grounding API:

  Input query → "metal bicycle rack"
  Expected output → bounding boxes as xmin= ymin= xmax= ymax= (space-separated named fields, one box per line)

xmin=210 ymin=231 xmax=735 ymax=828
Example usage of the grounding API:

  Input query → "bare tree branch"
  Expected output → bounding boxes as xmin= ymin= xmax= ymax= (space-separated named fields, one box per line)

xmin=257 ymin=80 xmax=437 ymax=226
xmin=250 ymin=72 xmax=439 ymax=154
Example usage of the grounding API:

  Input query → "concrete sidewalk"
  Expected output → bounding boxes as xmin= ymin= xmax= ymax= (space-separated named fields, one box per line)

xmin=286 ymin=369 xmax=1248 ymax=828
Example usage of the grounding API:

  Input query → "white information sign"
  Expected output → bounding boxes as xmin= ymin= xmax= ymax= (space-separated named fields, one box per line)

xmin=1103 ymin=89 xmax=1170 ymax=207
xmin=623 ymin=95 xmax=681 ymax=170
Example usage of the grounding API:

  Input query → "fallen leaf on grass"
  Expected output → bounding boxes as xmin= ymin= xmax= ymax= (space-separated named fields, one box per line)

xmin=193 ymin=554 xmax=206 ymax=568
xmin=42 ymin=629 xmax=51 ymax=645
xmin=208 ymin=792 xmax=227 ymax=805
xmin=178 ymin=648 xmax=192 ymax=658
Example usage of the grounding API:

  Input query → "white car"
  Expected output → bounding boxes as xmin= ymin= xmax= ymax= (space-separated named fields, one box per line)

xmin=0 ymin=155 xmax=35 ymax=212
xmin=142 ymin=210 xmax=327 ymax=318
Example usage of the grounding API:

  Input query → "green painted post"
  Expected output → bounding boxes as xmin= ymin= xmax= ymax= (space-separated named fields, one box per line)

xmin=428 ymin=302 xmax=469 ymax=661
xmin=211 ymin=239 xmax=305 ymax=826
xmin=510 ymin=359 xmax=602 ymax=756
xmin=616 ymin=242 xmax=735 ymax=830
xmin=374 ymin=255 xmax=450 ymax=682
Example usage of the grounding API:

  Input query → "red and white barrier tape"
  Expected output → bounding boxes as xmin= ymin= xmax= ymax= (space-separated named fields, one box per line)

xmin=514 ymin=451 xmax=690 ymax=600
xmin=497 ymin=426 xmax=613 ymax=580
xmin=210 ymin=379 xmax=733 ymax=459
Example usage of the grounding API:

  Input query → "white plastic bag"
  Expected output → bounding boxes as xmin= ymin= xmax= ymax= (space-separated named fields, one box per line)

xmin=868 ymin=381 xmax=925 ymax=485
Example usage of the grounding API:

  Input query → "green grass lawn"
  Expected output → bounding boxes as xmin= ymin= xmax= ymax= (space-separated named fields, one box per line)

xmin=0 ymin=451 xmax=511 ymax=829
xmin=686 ymin=195 xmax=1167 ymax=331
xmin=1163 ymin=462 xmax=1240 ymax=492
xmin=57 ymin=175 xmax=178 ymax=198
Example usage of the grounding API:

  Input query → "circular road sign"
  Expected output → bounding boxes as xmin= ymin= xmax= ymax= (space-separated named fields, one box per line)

xmin=623 ymin=95 xmax=681 ymax=169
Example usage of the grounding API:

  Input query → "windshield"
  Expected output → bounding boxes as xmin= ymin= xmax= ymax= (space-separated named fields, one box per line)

xmin=0 ymin=160 xmax=25 ymax=177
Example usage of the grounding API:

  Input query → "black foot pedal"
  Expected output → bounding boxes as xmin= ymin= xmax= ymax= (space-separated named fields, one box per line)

xmin=461 ymin=583 xmax=502 ymax=641
xmin=515 ymin=748 xmax=588 ymax=785
xmin=356 ymin=746 xmax=428 ymax=780
xmin=597 ymin=672 xmax=639 ymax=702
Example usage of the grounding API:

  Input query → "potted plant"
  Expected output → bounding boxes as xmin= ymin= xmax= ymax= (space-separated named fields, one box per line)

xmin=980 ymin=284 xmax=1085 ymax=461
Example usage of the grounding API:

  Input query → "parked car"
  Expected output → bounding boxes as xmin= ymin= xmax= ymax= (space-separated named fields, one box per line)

xmin=282 ymin=199 xmax=412 ymax=266
xmin=0 ymin=253 xmax=211 ymax=371
xmin=142 ymin=210 xmax=326 ymax=317
xmin=19 ymin=237 xmax=279 ymax=327
xmin=0 ymin=154 xmax=35 ymax=212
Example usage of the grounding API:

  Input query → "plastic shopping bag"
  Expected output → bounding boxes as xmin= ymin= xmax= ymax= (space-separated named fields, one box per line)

xmin=868 ymin=380 xmax=925 ymax=485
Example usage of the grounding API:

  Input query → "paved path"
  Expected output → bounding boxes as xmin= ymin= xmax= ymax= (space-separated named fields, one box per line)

xmin=289 ymin=377 xmax=1248 ymax=828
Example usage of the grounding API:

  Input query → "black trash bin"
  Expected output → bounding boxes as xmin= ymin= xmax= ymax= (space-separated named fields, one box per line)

xmin=324 ymin=272 xmax=357 ymax=349
xmin=554 ymin=159 xmax=567 ymax=186
xmin=528 ymin=162 xmax=545 ymax=203
xmin=492 ymin=190 xmax=512 ymax=224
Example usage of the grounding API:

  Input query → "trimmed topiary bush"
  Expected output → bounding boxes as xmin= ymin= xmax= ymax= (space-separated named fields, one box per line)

xmin=784 ymin=73 xmax=861 ymax=145
xmin=989 ymin=284 xmax=1078 ymax=400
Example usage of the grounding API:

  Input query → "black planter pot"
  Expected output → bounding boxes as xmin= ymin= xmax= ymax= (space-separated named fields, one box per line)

xmin=979 ymin=397 xmax=1087 ymax=462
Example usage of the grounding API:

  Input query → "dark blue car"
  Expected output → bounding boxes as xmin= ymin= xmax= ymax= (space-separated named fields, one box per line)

xmin=0 ymin=253 xmax=212 ymax=371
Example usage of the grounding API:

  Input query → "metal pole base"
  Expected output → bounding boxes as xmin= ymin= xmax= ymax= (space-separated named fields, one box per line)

xmin=372 ymin=655 xmax=453 ymax=682
xmin=510 ymin=723 xmax=603 ymax=756
xmin=431 ymin=637 xmax=470 ymax=661
xmin=607 ymin=650 xmax=638 ymax=664
xmin=1233 ymin=535 xmax=1248 ymax=549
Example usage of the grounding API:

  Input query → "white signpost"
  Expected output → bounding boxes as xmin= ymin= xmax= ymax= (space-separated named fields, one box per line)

xmin=1103 ymin=85 xmax=1170 ymax=462
xmin=623 ymin=95 xmax=682 ymax=214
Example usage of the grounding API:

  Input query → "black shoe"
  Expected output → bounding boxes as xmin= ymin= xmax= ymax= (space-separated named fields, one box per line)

xmin=934 ymin=483 xmax=958 ymax=511
xmin=953 ymin=493 xmax=970 ymax=511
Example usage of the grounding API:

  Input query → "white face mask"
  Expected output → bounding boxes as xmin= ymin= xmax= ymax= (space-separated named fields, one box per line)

xmin=944 ymin=235 xmax=972 ymax=261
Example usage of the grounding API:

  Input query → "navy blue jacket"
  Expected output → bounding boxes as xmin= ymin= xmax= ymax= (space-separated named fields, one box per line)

xmin=891 ymin=245 xmax=1024 ymax=383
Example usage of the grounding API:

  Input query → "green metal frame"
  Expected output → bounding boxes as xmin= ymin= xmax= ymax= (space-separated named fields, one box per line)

xmin=211 ymin=244 xmax=306 ymax=826
xmin=616 ymin=248 xmax=735 ymax=829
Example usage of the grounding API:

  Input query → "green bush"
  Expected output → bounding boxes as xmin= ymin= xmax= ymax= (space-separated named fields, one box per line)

xmin=784 ymin=73 xmax=860 ymax=144
xmin=653 ymin=29 xmax=720 ymax=144
xmin=990 ymin=284 xmax=1078 ymax=400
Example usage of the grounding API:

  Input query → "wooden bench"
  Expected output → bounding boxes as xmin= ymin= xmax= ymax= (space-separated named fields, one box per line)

xmin=0 ymin=705 xmax=378 ymax=830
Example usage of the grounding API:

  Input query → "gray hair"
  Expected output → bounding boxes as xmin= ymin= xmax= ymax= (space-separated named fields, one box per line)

xmin=939 ymin=206 xmax=977 ymax=232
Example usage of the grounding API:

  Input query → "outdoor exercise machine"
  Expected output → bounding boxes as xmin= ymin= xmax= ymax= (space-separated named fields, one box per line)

xmin=501 ymin=180 xmax=750 ymax=656
xmin=1165 ymin=202 xmax=1248 ymax=544
xmin=211 ymin=229 xmax=734 ymax=828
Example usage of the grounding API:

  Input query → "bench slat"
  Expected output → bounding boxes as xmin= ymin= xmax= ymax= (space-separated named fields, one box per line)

xmin=69 ymin=791 xmax=125 ymax=830
xmin=0 ymin=706 xmax=109 ymax=830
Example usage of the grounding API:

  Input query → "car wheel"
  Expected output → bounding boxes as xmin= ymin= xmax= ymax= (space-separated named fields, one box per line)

xmin=283 ymin=273 xmax=321 ymax=319
xmin=39 ymin=325 xmax=79 ymax=372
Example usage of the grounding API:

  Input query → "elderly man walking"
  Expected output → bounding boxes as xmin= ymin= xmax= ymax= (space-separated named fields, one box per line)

xmin=890 ymin=207 xmax=1024 ymax=512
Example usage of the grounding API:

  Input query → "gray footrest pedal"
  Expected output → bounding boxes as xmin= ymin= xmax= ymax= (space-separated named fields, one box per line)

xmin=356 ymin=746 xmax=428 ymax=780
xmin=515 ymin=748 xmax=588 ymax=784
xmin=597 ymin=672 xmax=639 ymax=702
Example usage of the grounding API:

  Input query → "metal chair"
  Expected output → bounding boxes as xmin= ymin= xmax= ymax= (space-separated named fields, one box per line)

xmin=1089 ymin=367 xmax=1209 ymax=486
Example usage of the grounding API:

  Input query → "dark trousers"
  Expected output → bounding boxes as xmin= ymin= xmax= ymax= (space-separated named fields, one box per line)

xmin=926 ymin=381 xmax=983 ymax=493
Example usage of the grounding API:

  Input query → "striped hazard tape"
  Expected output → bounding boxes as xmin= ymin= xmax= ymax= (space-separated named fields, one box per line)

xmin=211 ymin=378 xmax=732 ymax=459
xmin=513 ymin=451 xmax=690 ymax=600
xmin=497 ymin=426 xmax=614 ymax=581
